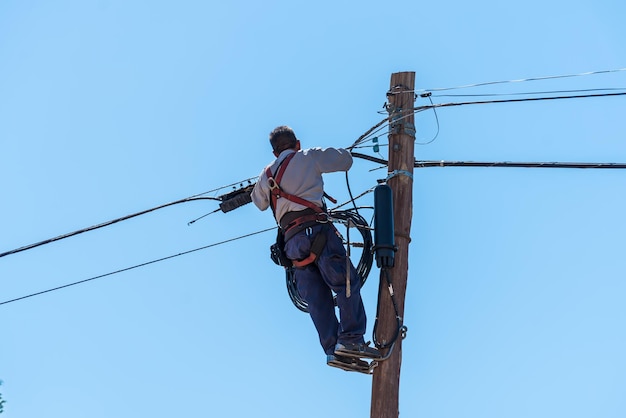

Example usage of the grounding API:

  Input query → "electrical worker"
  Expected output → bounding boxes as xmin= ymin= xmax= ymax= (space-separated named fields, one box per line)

xmin=251 ymin=125 xmax=380 ymax=371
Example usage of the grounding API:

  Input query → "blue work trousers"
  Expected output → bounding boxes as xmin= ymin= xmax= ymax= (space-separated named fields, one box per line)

xmin=285 ymin=224 xmax=367 ymax=355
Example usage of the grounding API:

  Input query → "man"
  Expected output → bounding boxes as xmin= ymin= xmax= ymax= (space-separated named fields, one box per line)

xmin=251 ymin=125 xmax=380 ymax=372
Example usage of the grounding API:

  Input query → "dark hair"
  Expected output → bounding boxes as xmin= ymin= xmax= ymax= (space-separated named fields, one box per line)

xmin=269 ymin=126 xmax=298 ymax=154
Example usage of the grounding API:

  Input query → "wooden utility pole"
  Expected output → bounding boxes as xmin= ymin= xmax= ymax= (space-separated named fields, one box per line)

xmin=370 ymin=71 xmax=416 ymax=418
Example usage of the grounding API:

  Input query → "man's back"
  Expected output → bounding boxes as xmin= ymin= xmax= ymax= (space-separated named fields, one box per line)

xmin=251 ymin=147 xmax=352 ymax=222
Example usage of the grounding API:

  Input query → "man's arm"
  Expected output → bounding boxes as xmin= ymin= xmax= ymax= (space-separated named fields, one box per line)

xmin=251 ymin=168 xmax=270 ymax=211
xmin=309 ymin=147 xmax=353 ymax=173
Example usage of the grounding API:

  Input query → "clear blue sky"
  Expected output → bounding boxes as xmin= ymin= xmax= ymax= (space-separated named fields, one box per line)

xmin=2 ymin=1 xmax=626 ymax=417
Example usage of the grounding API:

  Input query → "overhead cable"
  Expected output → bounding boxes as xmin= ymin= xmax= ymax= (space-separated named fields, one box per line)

xmin=0 ymin=196 xmax=219 ymax=259
xmin=192 ymin=176 xmax=259 ymax=198
xmin=417 ymin=67 xmax=626 ymax=93
xmin=414 ymin=160 xmax=626 ymax=169
xmin=431 ymin=87 xmax=626 ymax=98
xmin=350 ymin=153 xmax=626 ymax=169
xmin=348 ymin=117 xmax=388 ymax=150
xmin=0 ymin=227 xmax=276 ymax=306
xmin=1 ymin=179 xmax=260 ymax=259
xmin=414 ymin=91 xmax=626 ymax=112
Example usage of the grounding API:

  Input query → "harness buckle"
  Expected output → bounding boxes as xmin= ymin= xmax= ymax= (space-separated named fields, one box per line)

xmin=267 ymin=177 xmax=279 ymax=191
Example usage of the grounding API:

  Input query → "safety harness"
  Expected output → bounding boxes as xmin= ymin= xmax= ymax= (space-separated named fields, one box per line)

xmin=266 ymin=151 xmax=330 ymax=268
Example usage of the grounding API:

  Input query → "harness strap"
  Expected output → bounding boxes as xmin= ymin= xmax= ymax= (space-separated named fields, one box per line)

xmin=265 ymin=151 xmax=332 ymax=268
xmin=265 ymin=152 xmax=323 ymax=216
xmin=292 ymin=226 xmax=328 ymax=268
xmin=283 ymin=213 xmax=328 ymax=239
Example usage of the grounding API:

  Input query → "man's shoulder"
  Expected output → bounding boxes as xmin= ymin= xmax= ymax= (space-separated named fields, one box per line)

xmin=301 ymin=146 xmax=348 ymax=156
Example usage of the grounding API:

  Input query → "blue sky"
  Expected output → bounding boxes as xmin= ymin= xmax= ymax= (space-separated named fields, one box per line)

xmin=2 ymin=1 xmax=625 ymax=417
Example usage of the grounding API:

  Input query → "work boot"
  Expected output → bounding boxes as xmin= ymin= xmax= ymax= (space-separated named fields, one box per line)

xmin=327 ymin=354 xmax=370 ymax=373
xmin=335 ymin=341 xmax=382 ymax=359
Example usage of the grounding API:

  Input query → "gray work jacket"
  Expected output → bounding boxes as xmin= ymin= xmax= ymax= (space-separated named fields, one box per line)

xmin=251 ymin=147 xmax=353 ymax=223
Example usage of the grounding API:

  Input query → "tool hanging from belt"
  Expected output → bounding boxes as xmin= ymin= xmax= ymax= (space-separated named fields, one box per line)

xmin=266 ymin=152 xmax=330 ymax=268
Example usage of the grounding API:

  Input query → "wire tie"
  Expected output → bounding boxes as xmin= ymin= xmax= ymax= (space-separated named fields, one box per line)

xmin=404 ymin=122 xmax=416 ymax=137
xmin=386 ymin=170 xmax=414 ymax=182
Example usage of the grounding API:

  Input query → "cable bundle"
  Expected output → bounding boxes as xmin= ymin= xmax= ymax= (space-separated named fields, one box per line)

xmin=285 ymin=208 xmax=374 ymax=313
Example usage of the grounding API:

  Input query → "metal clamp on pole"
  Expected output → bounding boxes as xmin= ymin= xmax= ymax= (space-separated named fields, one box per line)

xmin=385 ymin=170 xmax=414 ymax=182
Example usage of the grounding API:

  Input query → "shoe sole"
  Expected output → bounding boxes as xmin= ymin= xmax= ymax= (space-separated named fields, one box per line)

xmin=327 ymin=358 xmax=372 ymax=374
xmin=334 ymin=347 xmax=382 ymax=360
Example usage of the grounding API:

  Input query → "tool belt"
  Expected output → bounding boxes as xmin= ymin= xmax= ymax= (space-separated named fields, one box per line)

xmin=270 ymin=228 xmax=293 ymax=268
xmin=270 ymin=219 xmax=329 ymax=269
xmin=280 ymin=208 xmax=329 ymax=242
xmin=271 ymin=208 xmax=330 ymax=268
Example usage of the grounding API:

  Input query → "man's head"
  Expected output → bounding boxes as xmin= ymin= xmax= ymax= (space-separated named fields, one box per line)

xmin=269 ymin=125 xmax=300 ymax=156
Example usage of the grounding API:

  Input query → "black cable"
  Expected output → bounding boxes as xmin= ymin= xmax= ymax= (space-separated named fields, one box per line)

xmin=414 ymin=161 xmax=626 ymax=169
xmin=191 ymin=177 xmax=259 ymax=198
xmin=431 ymin=87 xmax=626 ymax=98
xmin=345 ymin=171 xmax=360 ymax=214
xmin=1 ymin=176 xmax=262 ymax=260
xmin=0 ymin=227 xmax=276 ymax=307
xmin=416 ymin=68 xmax=626 ymax=93
xmin=372 ymin=268 xmax=403 ymax=350
xmin=415 ymin=94 xmax=440 ymax=146
xmin=350 ymin=153 xmax=626 ymax=170
xmin=351 ymin=142 xmax=389 ymax=150
xmin=349 ymin=103 xmax=427 ymax=151
xmin=331 ymin=209 xmax=374 ymax=285
xmin=351 ymin=153 xmax=388 ymax=166
xmin=348 ymin=117 xmax=388 ymax=150
xmin=331 ymin=188 xmax=374 ymax=211
xmin=0 ymin=196 xmax=220 ymax=259
xmin=286 ymin=209 xmax=374 ymax=313
xmin=414 ymin=91 xmax=626 ymax=112
xmin=349 ymin=78 xmax=626 ymax=159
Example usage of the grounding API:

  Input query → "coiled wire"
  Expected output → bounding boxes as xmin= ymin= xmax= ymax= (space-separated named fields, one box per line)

xmin=285 ymin=208 xmax=374 ymax=313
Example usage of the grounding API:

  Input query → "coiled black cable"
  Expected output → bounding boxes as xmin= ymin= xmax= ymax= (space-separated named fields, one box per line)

xmin=285 ymin=208 xmax=374 ymax=313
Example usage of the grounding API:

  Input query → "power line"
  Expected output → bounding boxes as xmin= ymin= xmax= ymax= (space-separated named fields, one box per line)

xmin=348 ymin=116 xmax=388 ymax=150
xmin=415 ymin=93 xmax=440 ymax=145
xmin=0 ymin=177 xmax=261 ymax=260
xmin=415 ymin=160 xmax=626 ymax=169
xmin=414 ymin=91 xmax=626 ymax=112
xmin=0 ymin=227 xmax=276 ymax=307
xmin=191 ymin=176 xmax=259 ymax=198
xmin=7 ymin=80 xmax=625 ymax=301
xmin=350 ymin=153 xmax=626 ymax=169
xmin=417 ymin=67 xmax=626 ymax=93
xmin=331 ymin=187 xmax=375 ymax=211
xmin=350 ymin=90 xmax=626 ymax=153
xmin=431 ymin=87 xmax=626 ymax=98
xmin=0 ymin=196 xmax=219 ymax=259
